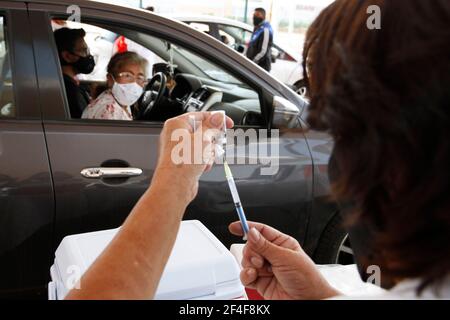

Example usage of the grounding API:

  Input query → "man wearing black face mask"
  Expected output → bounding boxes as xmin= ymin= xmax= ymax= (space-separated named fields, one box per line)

xmin=54 ymin=28 xmax=96 ymax=118
xmin=246 ymin=8 xmax=274 ymax=72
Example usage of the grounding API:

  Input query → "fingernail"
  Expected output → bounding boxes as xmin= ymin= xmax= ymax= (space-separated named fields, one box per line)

xmin=251 ymin=256 xmax=263 ymax=268
xmin=246 ymin=268 xmax=256 ymax=276
xmin=210 ymin=113 xmax=223 ymax=127
xmin=249 ymin=228 xmax=260 ymax=243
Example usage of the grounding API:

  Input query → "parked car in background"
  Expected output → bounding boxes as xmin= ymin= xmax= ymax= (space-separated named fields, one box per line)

xmin=0 ymin=0 xmax=350 ymax=299
xmin=172 ymin=16 xmax=307 ymax=97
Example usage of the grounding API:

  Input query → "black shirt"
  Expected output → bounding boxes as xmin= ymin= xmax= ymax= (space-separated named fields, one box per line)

xmin=63 ymin=74 xmax=91 ymax=118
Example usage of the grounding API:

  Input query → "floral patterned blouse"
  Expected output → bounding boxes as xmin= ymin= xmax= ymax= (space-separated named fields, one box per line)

xmin=82 ymin=89 xmax=133 ymax=121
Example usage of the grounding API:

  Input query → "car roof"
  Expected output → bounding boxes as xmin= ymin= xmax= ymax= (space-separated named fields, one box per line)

xmin=16 ymin=0 xmax=177 ymax=24
xmin=17 ymin=0 xmax=208 ymax=43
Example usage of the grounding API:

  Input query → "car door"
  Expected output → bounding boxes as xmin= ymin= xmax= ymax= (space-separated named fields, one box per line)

xmin=28 ymin=5 xmax=161 ymax=248
xmin=28 ymin=2 xmax=314 ymax=253
xmin=0 ymin=2 xmax=54 ymax=298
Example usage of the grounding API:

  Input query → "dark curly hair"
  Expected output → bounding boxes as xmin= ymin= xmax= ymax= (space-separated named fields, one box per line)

xmin=303 ymin=0 xmax=450 ymax=292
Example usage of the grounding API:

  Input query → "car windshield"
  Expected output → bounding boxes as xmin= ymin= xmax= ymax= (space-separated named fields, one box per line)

xmin=173 ymin=45 xmax=243 ymax=85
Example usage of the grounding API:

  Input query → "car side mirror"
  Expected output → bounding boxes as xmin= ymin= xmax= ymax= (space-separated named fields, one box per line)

xmin=272 ymin=96 xmax=300 ymax=129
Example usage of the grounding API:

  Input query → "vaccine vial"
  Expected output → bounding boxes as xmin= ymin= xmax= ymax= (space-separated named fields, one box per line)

xmin=211 ymin=111 xmax=227 ymax=161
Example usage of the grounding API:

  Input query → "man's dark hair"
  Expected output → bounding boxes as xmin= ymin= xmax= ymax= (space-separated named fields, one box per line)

xmin=254 ymin=7 xmax=266 ymax=18
xmin=54 ymin=27 xmax=86 ymax=54
xmin=145 ymin=6 xmax=155 ymax=12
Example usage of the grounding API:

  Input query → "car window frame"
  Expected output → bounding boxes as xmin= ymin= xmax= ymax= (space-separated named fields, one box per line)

xmin=56 ymin=17 xmax=268 ymax=127
xmin=29 ymin=3 xmax=291 ymax=128
xmin=0 ymin=4 xmax=41 ymax=121
xmin=0 ymin=12 xmax=16 ymax=120
xmin=52 ymin=15 xmax=264 ymax=126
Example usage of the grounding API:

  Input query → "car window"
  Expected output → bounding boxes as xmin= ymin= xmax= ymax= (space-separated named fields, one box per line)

xmin=50 ymin=18 xmax=262 ymax=124
xmin=187 ymin=22 xmax=210 ymax=35
xmin=218 ymin=29 xmax=235 ymax=47
xmin=218 ymin=25 xmax=252 ymax=46
xmin=0 ymin=16 xmax=15 ymax=118
xmin=171 ymin=44 xmax=242 ymax=84
xmin=51 ymin=20 xmax=166 ymax=82
xmin=218 ymin=24 xmax=296 ymax=63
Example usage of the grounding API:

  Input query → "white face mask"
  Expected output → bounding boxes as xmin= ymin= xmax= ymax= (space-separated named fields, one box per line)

xmin=111 ymin=81 xmax=144 ymax=106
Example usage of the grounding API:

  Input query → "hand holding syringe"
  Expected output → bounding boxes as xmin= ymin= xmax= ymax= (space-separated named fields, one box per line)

xmin=223 ymin=161 xmax=250 ymax=240
xmin=190 ymin=111 xmax=250 ymax=241
xmin=212 ymin=111 xmax=250 ymax=241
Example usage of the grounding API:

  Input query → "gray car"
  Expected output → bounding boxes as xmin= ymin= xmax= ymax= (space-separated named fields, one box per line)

xmin=0 ymin=0 xmax=350 ymax=298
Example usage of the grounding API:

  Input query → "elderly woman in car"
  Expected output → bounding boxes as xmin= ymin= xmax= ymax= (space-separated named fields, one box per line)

xmin=82 ymin=51 xmax=148 ymax=121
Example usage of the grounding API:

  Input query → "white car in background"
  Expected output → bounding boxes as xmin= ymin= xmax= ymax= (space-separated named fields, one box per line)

xmin=172 ymin=16 xmax=307 ymax=96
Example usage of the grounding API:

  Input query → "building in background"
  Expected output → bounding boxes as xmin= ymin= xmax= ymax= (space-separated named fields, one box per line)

xmin=94 ymin=0 xmax=333 ymax=54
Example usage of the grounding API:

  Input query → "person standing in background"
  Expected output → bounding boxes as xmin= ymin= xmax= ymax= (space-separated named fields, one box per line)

xmin=246 ymin=8 xmax=274 ymax=72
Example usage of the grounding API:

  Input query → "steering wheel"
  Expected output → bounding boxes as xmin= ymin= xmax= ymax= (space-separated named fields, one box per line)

xmin=138 ymin=72 xmax=167 ymax=119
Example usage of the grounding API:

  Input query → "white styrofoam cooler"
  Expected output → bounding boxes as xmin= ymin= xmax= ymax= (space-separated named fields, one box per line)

xmin=49 ymin=220 xmax=245 ymax=300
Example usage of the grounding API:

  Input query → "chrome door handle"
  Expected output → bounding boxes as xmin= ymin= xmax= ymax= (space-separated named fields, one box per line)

xmin=80 ymin=167 xmax=143 ymax=179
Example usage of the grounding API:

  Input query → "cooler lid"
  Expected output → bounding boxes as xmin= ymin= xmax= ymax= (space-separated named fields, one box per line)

xmin=54 ymin=220 xmax=242 ymax=299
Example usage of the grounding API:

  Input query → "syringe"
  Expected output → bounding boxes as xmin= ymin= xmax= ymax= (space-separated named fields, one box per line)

xmin=224 ymin=161 xmax=250 ymax=241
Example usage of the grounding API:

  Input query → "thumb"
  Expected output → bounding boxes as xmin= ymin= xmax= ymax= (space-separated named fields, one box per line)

xmin=247 ymin=227 xmax=283 ymax=263
xmin=206 ymin=112 xmax=234 ymax=130
xmin=208 ymin=112 xmax=225 ymax=128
